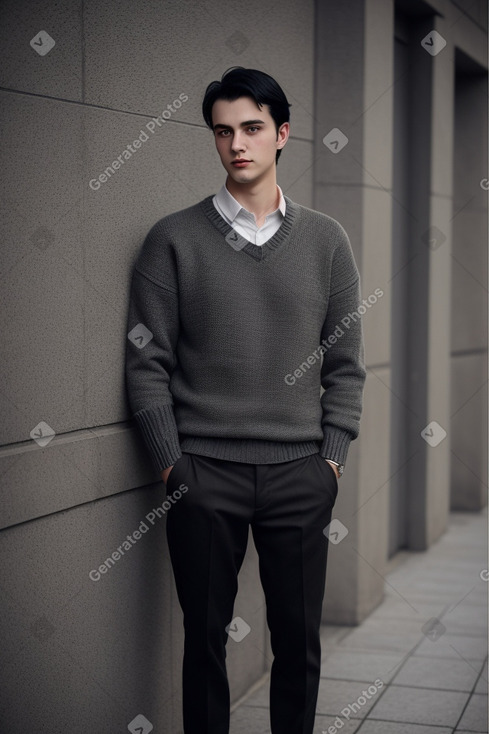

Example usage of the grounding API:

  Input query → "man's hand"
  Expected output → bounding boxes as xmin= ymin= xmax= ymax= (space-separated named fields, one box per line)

xmin=325 ymin=460 xmax=340 ymax=479
xmin=161 ymin=465 xmax=174 ymax=484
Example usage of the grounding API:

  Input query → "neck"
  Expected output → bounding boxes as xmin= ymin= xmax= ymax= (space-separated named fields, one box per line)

xmin=225 ymin=170 xmax=280 ymax=227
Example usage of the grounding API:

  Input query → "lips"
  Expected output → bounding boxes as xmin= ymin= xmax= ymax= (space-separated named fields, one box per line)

xmin=232 ymin=159 xmax=251 ymax=167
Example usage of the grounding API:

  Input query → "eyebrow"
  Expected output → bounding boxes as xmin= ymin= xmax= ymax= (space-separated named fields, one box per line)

xmin=213 ymin=119 xmax=266 ymax=131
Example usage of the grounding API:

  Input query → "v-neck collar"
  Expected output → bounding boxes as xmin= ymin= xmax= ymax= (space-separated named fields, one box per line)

xmin=200 ymin=194 xmax=299 ymax=262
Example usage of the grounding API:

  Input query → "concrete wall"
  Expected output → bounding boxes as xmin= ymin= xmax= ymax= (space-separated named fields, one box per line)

xmin=0 ymin=1 xmax=314 ymax=731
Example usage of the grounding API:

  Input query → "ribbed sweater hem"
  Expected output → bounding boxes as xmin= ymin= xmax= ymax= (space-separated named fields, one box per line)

xmin=179 ymin=437 xmax=321 ymax=464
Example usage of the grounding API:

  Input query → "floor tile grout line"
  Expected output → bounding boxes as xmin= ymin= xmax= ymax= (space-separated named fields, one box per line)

xmin=449 ymin=653 xmax=489 ymax=733
xmin=357 ymin=636 xmax=434 ymax=724
xmin=357 ymin=715 xmax=470 ymax=730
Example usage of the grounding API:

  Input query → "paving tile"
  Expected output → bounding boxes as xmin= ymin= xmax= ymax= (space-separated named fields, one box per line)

xmin=445 ymin=596 xmax=488 ymax=627
xmin=392 ymin=655 xmax=481 ymax=691
xmin=395 ymin=591 xmax=482 ymax=607
xmin=455 ymin=592 xmax=489 ymax=609
xmin=338 ymin=629 xmax=422 ymax=654
xmin=239 ymin=685 xmax=268 ymax=709
xmin=230 ymin=704 xmax=269 ymax=733
xmin=230 ymin=704 xmax=360 ymax=733
xmin=321 ymin=649 xmax=405 ymax=683
xmin=367 ymin=685 xmax=470 ymax=727
xmin=456 ymin=693 xmax=488 ymax=732
xmin=414 ymin=633 xmax=488 ymax=661
xmin=387 ymin=570 xmax=475 ymax=586
xmin=313 ymin=715 xmax=361 ymax=733
xmin=387 ymin=584 xmax=478 ymax=602
xmin=443 ymin=605 xmax=489 ymax=636
xmin=348 ymin=616 xmax=435 ymax=636
xmin=387 ymin=562 xmax=476 ymax=577
xmin=315 ymin=678 xmax=383 ymax=718
xmin=321 ymin=626 xmax=353 ymax=646
xmin=425 ymin=571 xmax=486 ymax=584
xmin=474 ymin=660 xmax=488 ymax=694
xmin=443 ymin=616 xmax=483 ymax=640
xmin=319 ymin=626 xmax=354 ymax=655
xmin=356 ymin=721 xmax=452 ymax=734
xmin=369 ymin=598 xmax=446 ymax=621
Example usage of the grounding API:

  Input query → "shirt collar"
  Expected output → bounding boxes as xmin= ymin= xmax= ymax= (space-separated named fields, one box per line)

xmin=215 ymin=183 xmax=286 ymax=224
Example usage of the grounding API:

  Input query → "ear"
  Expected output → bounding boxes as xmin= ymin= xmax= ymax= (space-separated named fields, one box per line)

xmin=276 ymin=122 xmax=290 ymax=150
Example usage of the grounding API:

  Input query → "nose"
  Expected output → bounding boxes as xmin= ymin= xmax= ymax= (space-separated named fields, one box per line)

xmin=231 ymin=131 xmax=246 ymax=153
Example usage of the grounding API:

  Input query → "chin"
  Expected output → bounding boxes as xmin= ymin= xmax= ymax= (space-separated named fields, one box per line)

xmin=228 ymin=170 xmax=254 ymax=184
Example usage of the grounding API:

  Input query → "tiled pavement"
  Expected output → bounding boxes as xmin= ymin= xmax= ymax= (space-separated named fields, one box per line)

xmin=230 ymin=510 xmax=488 ymax=733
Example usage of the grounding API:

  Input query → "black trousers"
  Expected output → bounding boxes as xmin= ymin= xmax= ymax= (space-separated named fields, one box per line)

xmin=165 ymin=451 xmax=339 ymax=734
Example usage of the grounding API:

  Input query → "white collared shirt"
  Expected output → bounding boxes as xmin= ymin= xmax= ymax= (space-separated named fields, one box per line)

xmin=212 ymin=184 xmax=286 ymax=246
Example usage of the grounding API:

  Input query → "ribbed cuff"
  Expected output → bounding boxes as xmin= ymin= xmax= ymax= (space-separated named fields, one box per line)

xmin=133 ymin=403 xmax=181 ymax=472
xmin=320 ymin=427 xmax=353 ymax=466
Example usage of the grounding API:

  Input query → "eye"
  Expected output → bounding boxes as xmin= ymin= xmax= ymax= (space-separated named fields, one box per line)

xmin=217 ymin=129 xmax=231 ymax=137
xmin=247 ymin=126 xmax=260 ymax=133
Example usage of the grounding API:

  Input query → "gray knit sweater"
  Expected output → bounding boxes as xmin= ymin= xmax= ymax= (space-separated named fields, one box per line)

xmin=125 ymin=195 xmax=366 ymax=472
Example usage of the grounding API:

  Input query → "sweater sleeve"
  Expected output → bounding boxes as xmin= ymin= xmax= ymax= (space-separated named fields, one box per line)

xmin=125 ymin=223 xmax=182 ymax=472
xmin=319 ymin=226 xmax=367 ymax=466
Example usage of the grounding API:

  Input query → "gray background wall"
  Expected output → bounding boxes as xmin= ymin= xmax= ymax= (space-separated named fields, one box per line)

xmin=0 ymin=1 xmax=487 ymax=732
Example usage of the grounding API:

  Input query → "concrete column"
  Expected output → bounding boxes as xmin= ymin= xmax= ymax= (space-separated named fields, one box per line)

xmin=314 ymin=0 xmax=394 ymax=623
xmin=424 ymin=13 xmax=455 ymax=544
xmin=398 ymin=13 xmax=453 ymax=551
xmin=450 ymin=62 xmax=488 ymax=510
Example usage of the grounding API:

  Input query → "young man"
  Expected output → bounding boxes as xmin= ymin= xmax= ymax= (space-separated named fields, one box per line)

xmin=125 ymin=67 xmax=366 ymax=734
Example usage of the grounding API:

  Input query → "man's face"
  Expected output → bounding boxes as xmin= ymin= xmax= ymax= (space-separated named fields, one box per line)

xmin=211 ymin=96 xmax=289 ymax=185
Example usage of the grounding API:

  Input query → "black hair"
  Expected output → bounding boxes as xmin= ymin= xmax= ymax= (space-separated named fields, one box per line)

xmin=202 ymin=67 xmax=291 ymax=163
